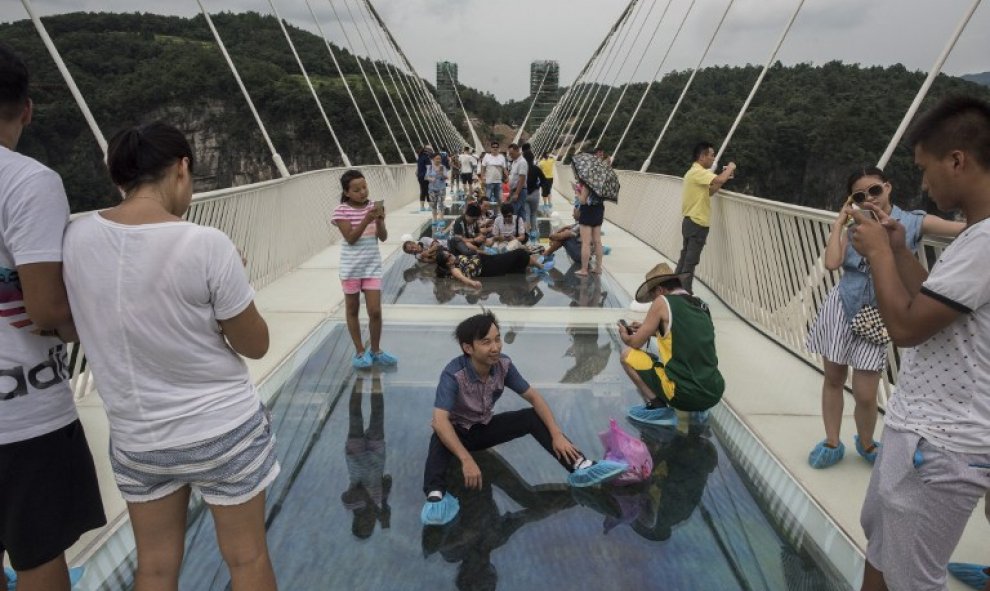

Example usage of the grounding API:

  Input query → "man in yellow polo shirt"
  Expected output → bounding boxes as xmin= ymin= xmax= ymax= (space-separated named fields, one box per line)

xmin=675 ymin=142 xmax=736 ymax=293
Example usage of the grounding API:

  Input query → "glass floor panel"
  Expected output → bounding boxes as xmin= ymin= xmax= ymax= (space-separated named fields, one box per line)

xmin=167 ymin=322 xmax=846 ymax=591
xmin=383 ymin=218 xmax=628 ymax=308
xmin=383 ymin=256 xmax=628 ymax=309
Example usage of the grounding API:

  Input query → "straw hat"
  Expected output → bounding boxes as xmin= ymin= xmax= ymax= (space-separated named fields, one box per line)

xmin=634 ymin=263 xmax=692 ymax=303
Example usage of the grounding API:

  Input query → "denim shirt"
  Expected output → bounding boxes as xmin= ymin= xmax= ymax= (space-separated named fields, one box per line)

xmin=838 ymin=206 xmax=925 ymax=322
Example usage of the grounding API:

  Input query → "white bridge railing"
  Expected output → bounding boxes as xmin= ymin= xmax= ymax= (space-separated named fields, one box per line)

xmin=69 ymin=163 xmax=418 ymax=399
xmin=555 ymin=167 xmax=950 ymax=405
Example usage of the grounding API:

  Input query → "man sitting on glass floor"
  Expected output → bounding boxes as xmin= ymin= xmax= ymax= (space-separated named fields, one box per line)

xmin=421 ymin=311 xmax=626 ymax=526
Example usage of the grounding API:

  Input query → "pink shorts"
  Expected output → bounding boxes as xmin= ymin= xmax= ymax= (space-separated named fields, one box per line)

xmin=341 ymin=277 xmax=382 ymax=295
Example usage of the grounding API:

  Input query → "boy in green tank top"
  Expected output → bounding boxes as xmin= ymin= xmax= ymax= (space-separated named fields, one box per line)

xmin=618 ymin=263 xmax=725 ymax=426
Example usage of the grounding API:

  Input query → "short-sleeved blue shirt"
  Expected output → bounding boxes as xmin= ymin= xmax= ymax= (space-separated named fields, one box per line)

xmin=434 ymin=354 xmax=530 ymax=430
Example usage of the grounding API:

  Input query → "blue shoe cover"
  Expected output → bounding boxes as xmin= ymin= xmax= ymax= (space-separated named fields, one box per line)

xmin=568 ymin=460 xmax=628 ymax=488
xmin=484 ymin=246 xmax=498 ymax=255
xmin=913 ymin=449 xmax=924 ymax=468
xmin=541 ymin=258 xmax=555 ymax=271
xmin=689 ymin=409 xmax=710 ymax=424
xmin=854 ymin=435 xmax=880 ymax=464
xmin=352 ymin=351 xmax=373 ymax=369
xmin=420 ymin=493 xmax=459 ymax=526
xmin=372 ymin=350 xmax=398 ymax=366
xmin=627 ymin=404 xmax=677 ymax=426
xmin=808 ymin=440 xmax=845 ymax=469
xmin=603 ymin=245 xmax=612 ymax=255
xmin=4 ymin=566 xmax=85 ymax=589
xmin=948 ymin=563 xmax=990 ymax=590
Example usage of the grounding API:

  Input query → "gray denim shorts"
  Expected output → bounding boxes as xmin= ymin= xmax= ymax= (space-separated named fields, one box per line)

xmin=109 ymin=404 xmax=280 ymax=506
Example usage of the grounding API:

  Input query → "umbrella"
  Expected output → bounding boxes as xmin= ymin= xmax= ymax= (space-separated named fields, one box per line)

xmin=572 ymin=152 xmax=620 ymax=203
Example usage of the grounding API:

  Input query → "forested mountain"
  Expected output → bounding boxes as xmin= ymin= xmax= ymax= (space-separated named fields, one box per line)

xmin=963 ymin=71 xmax=990 ymax=87
xmin=1 ymin=12 xmax=989 ymax=214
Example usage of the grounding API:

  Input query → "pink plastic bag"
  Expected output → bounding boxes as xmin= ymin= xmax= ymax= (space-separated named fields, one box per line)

xmin=598 ymin=418 xmax=653 ymax=485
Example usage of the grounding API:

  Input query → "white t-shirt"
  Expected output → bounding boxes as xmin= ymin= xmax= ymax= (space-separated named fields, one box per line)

xmin=63 ymin=215 xmax=260 ymax=452
xmin=886 ymin=219 xmax=990 ymax=453
xmin=458 ymin=154 xmax=476 ymax=174
xmin=0 ymin=146 xmax=77 ymax=445
xmin=509 ymin=157 xmax=528 ymax=192
xmin=481 ymin=153 xmax=506 ymax=184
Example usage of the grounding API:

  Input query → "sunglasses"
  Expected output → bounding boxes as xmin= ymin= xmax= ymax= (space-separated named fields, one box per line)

xmin=850 ymin=183 xmax=884 ymax=204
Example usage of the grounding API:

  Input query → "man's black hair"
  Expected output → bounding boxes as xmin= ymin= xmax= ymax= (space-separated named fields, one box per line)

xmin=499 ymin=202 xmax=513 ymax=216
xmin=0 ymin=45 xmax=29 ymax=121
xmin=455 ymin=311 xmax=500 ymax=352
xmin=465 ymin=203 xmax=481 ymax=217
xmin=692 ymin=142 xmax=715 ymax=162
xmin=907 ymin=95 xmax=990 ymax=170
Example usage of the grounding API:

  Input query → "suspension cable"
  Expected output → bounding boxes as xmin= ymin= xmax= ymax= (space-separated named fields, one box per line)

xmin=357 ymin=0 xmax=427 ymax=149
xmin=342 ymin=0 xmax=414 ymax=161
xmin=443 ymin=63 xmax=483 ymax=151
xmin=361 ymin=0 xmax=452 ymax=147
xmin=327 ymin=0 xmax=405 ymax=163
xmin=877 ymin=0 xmax=984 ymax=168
xmin=714 ymin=0 xmax=807 ymax=168
xmin=641 ymin=0 xmax=736 ymax=172
xmin=531 ymin=0 xmax=638 ymax=152
xmin=559 ymin=0 xmax=649 ymax=163
xmin=592 ymin=0 xmax=673 ymax=153
xmin=197 ymin=0 xmax=289 ymax=177
xmin=514 ymin=66 xmax=551 ymax=145
xmin=304 ymin=0 xmax=385 ymax=164
xmin=267 ymin=0 xmax=350 ymax=167
xmin=20 ymin=0 xmax=107 ymax=157
xmin=612 ymin=0 xmax=696 ymax=163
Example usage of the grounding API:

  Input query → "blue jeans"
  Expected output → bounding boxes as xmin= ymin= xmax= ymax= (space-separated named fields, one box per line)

xmin=486 ymin=183 xmax=501 ymax=204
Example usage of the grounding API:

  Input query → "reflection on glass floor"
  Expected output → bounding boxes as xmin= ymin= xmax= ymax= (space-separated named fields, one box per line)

xmin=170 ymin=323 xmax=844 ymax=591
xmin=382 ymin=258 xmax=628 ymax=308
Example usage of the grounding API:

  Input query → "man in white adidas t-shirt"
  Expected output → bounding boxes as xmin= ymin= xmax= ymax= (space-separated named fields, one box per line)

xmin=0 ymin=45 xmax=105 ymax=590
xmin=850 ymin=96 xmax=990 ymax=591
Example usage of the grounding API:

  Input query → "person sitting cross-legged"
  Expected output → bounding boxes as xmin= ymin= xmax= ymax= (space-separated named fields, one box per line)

xmin=421 ymin=312 xmax=627 ymax=526
xmin=619 ymin=263 xmax=725 ymax=427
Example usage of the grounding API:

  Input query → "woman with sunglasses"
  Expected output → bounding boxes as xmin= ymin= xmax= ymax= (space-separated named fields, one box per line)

xmin=805 ymin=166 xmax=963 ymax=470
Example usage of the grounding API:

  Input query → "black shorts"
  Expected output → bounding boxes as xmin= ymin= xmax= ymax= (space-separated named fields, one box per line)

xmin=0 ymin=420 xmax=106 ymax=570
xmin=578 ymin=202 xmax=605 ymax=227
xmin=460 ymin=173 xmax=473 ymax=185
xmin=541 ymin=177 xmax=554 ymax=197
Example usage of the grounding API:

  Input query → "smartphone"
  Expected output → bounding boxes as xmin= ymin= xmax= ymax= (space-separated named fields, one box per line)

xmin=373 ymin=200 xmax=385 ymax=211
xmin=618 ymin=319 xmax=635 ymax=335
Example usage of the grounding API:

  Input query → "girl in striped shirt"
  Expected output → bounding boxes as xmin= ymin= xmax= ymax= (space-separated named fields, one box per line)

xmin=332 ymin=170 xmax=398 ymax=369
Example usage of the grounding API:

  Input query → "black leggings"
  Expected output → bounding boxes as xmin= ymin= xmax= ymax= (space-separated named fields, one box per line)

xmin=422 ymin=409 xmax=578 ymax=495
xmin=418 ymin=177 xmax=429 ymax=203
xmin=478 ymin=249 xmax=530 ymax=277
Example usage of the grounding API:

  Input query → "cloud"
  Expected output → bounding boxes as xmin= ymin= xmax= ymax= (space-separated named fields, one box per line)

xmin=1 ymin=0 xmax=987 ymax=100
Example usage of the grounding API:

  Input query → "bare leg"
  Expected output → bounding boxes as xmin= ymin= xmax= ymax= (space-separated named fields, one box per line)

xmin=577 ymin=224 xmax=592 ymax=276
xmin=860 ymin=560 xmax=888 ymax=591
xmin=11 ymin=554 xmax=70 ymax=591
xmin=851 ymin=368 xmax=882 ymax=447
xmin=365 ymin=289 xmax=383 ymax=354
xmin=344 ymin=292 xmax=364 ymax=355
xmin=591 ymin=225 xmax=603 ymax=273
xmin=211 ymin=492 xmax=277 ymax=591
xmin=620 ymin=347 xmax=659 ymax=404
xmin=821 ymin=359 xmax=848 ymax=447
xmin=129 ymin=486 xmax=191 ymax=591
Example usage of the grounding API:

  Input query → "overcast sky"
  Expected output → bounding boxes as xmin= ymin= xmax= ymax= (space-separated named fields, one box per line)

xmin=2 ymin=0 xmax=988 ymax=101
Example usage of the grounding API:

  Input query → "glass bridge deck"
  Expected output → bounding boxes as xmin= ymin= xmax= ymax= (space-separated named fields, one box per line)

xmin=158 ymin=318 xmax=846 ymax=591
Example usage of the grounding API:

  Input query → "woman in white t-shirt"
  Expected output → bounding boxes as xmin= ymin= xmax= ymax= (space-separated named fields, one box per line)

xmin=62 ymin=123 xmax=278 ymax=590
